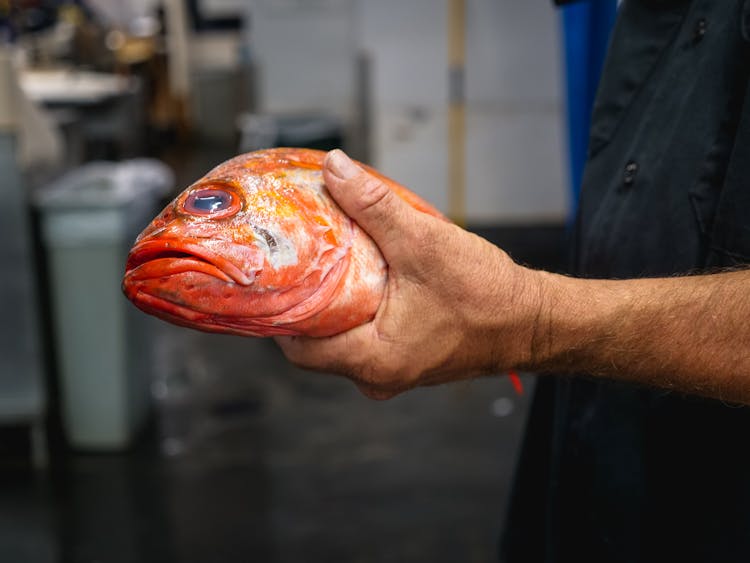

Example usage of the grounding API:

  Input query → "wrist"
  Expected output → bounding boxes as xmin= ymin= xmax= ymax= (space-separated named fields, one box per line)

xmin=485 ymin=259 xmax=551 ymax=372
xmin=519 ymin=271 xmax=631 ymax=374
xmin=521 ymin=269 xmax=565 ymax=371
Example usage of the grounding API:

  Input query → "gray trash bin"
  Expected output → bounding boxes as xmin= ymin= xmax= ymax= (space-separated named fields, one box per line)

xmin=35 ymin=160 xmax=172 ymax=450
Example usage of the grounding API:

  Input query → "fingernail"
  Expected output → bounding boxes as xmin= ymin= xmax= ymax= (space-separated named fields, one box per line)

xmin=327 ymin=149 xmax=361 ymax=180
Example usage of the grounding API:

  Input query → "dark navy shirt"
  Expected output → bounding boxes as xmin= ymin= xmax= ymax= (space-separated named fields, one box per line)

xmin=502 ymin=1 xmax=750 ymax=561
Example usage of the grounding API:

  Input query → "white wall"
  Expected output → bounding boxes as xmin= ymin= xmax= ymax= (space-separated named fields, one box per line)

xmin=358 ymin=1 xmax=450 ymax=212
xmin=242 ymin=0 xmax=357 ymax=118
xmin=242 ymin=0 xmax=568 ymax=223
xmin=360 ymin=0 xmax=567 ymax=223
xmin=465 ymin=0 xmax=566 ymax=222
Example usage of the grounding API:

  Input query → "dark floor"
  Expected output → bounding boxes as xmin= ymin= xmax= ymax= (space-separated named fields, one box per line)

xmin=0 ymin=141 xmax=569 ymax=563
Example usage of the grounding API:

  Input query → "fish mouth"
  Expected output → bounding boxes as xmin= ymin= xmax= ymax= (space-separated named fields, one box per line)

xmin=124 ymin=238 xmax=255 ymax=286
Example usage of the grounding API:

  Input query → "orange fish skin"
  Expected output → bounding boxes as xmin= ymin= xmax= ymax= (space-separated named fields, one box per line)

xmin=122 ymin=147 xmax=444 ymax=338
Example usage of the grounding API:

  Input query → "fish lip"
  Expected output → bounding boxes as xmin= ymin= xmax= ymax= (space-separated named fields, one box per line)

xmin=125 ymin=238 xmax=255 ymax=286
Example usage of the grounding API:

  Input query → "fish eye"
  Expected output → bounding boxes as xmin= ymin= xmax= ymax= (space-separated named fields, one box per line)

xmin=183 ymin=187 xmax=240 ymax=218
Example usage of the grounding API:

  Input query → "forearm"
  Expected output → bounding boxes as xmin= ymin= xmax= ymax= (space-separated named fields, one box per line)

xmin=523 ymin=269 xmax=750 ymax=403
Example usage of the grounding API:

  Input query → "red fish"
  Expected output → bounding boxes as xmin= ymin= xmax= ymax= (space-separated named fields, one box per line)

xmin=122 ymin=148 xmax=440 ymax=337
xmin=122 ymin=147 xmax=522 ymax=392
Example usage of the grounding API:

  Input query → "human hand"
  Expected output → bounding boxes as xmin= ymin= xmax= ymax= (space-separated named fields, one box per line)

xmin=275 ymin=150 xmax=543 ymax=399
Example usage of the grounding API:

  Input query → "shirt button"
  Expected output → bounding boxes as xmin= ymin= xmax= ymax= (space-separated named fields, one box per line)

xmin=623 ymin=161 xmax=638 ymax=187
xmin=692 ymin=18 xmax=707 ymax=44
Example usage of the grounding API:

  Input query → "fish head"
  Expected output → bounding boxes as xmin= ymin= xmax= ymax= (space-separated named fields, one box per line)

xmin=122 ymin=148 xmax=358 ymax=336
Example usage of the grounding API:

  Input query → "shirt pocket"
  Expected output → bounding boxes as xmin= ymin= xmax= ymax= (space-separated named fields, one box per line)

xmin=705 ymin=149 xmax=750 ymax=266
xmin=692 ymin=67 xmax=750 ymax=266
xmin=690 ymin=72 xmax=750 ymax=267
xmin=687 ymin=2 xmax=750 ymax=266
xmin=587 ymin=0 xmax=690 ymax=158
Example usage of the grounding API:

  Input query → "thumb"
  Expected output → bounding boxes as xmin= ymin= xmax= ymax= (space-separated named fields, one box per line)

xmin=323 ymin=149 xmax=418 ymax=256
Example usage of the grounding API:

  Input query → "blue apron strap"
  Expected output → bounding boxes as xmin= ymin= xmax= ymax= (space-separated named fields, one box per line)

xmin=559 ymin=0 xmax=618 ymax=218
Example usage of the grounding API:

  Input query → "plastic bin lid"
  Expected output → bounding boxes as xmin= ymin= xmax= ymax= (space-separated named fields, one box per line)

xmin=237 ymin=112 xmax=342 ymax=146
xmin=35 ymin=159 xmax=174 ymax=210
xmin=275 ymin=115 xmax=342 ymax=143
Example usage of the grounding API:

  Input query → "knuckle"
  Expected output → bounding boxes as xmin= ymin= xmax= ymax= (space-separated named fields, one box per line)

xmin=355 ymin=174 xmax=395 ymax=216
